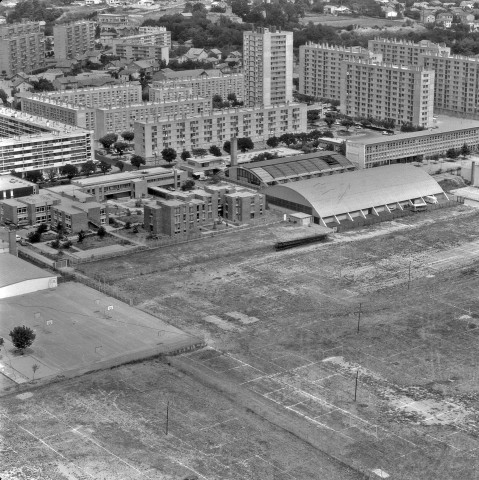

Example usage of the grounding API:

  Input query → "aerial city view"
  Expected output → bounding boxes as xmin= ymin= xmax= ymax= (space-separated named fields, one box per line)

xmin=2 ymin=0 xmax=479 ymax=478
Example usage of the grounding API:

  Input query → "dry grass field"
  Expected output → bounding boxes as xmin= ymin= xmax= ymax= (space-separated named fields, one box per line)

xmin=3 ymin=204 xmax=479 ymax=479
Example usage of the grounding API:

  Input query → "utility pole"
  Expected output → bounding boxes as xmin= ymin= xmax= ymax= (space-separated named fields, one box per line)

xmin=354 ymin=370 xmax=359 ymax=402
xmin=357 ymin=302 xmax=362 ymax=333
xmin=165 ymin=400 xmax=169 ymax=435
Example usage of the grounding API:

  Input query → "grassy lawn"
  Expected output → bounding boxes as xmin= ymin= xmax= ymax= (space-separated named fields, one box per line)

xmin=74 ymin=233 xmax=132 ymax=251
xmin=74 ymin=204 xmax=479 ymax=478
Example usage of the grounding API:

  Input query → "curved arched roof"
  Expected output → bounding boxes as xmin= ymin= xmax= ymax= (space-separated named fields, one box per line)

xmin=263 ymin=164 xmax=444 ymax=218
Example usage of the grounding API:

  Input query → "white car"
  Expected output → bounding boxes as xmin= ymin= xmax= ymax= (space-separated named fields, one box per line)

xmin=15 ymin=235 xmax=21 ymax=242
xmin=382 ymin=131 xmax=389 ymax=135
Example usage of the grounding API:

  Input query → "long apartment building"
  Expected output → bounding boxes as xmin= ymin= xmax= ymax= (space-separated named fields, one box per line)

xmin=97 ymin=13 xmax=143 ymax=32
xmin=420 ymin=53 xmax=479 ymax=117
xmin=243 ymin=27 xmax=293 ymax=107
xmin=340 ymin=60 xmax=435 ymax=128
xmin=299 ymin=43 xmax=382 ymax=100
xmin=150 ymin=73 xmax=244 ymax=102
xmin=113 ymin=30 xmax=171 ymax=62
xmin=0 ymin=107 xmax=93 ymax=176
xmin=346 ymin=120 xmax=479 ymax=168
xmin=20 ymin=88 xmax=210 ymax=139
xmin=53 ymin=21 xmax=96 ymax=60
xmin=367 ymin=38 xmax=450 ymax=66
xmin=0 ymin=22 xmax=46 ymax=76
xmin=134 ymin=103 xmax=307 ymax=159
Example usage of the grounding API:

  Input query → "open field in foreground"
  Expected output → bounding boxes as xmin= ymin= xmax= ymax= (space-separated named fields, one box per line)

xmin=74 ymin=204 xmax=479 ymax=479
xmin=3 ymin=204 xmax=479 ymax=479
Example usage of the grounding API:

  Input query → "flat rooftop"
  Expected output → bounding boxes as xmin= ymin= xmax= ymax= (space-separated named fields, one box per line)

xmin=73 ymin=167 xmax=174 ymax=187
xmin=348 ymin=119 xmax=479 ymax=145
xmin=0 ymin=175 xmax=35 ymax=191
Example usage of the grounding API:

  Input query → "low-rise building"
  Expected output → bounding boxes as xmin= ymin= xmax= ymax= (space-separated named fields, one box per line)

xmin=0 ymin=175 xmax=38 ymax=200
xmin=345 ymin=120 xmax=479 ymax=168
xmin=72 ymin=167 xmax=187 ymax=201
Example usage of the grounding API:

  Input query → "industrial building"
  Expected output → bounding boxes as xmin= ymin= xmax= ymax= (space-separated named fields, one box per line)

xmin=0 ymin=175 xmax=38 ymax=200
xmin=243 ymin=27 xmax=293 ymax=107
xmin=53 ymin=21 xmax=96 ymax=60
xmin=340 ymin=60 xmax=435 ymax=128
xmin=263 ymin=164 xmax=445 ymax=227
xmin=224 ymin=151 xmax=355 ymax=188
xmin=0 ymin=107 xmax=94 ymax=176
xmin=0 ymin=22 xmax=46 ymax=76
xmin=299 ymin=43 xmax=382 ymax=100
xmin=134 ymin=103 xmax=307 ymax=160
xmin=346 ymin=121 xmax=479 ymax=168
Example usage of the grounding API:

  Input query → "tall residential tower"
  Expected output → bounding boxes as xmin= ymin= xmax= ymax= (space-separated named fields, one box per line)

xmin=243 ymin=27 xmax=293 ymax=107
xmin=53 ymin=21 xmax=96 ymax=60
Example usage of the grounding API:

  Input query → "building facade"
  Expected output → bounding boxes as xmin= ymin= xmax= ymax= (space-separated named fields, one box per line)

xmin=150 ymin=73 xmax=244 ymax=102
xmin=134 ymin=103 xmax=307 ymax=159
xmin=243 ymin=27 xmax=293 ymax=107
xmin=113 ymin=43 xmax=169 ymax=63
xmin=97 ymin=14 xmax=143 ymax=32
xmin=53 ymin=21 xmax=96 ymax=60
xmin=0 ymin=22 xmax=46 ymax=76
xmin=340 ymin=60 xmax=435 ymax=128
xmin=367 ymin=38 xmax=450 ymax=66
xmin=0 ymin=107 xmax=94 ymax=176
xmin=299 ymin=43 xmax=382 ymax=100
xmin=345 ymin=122 xmax=479 ymax=168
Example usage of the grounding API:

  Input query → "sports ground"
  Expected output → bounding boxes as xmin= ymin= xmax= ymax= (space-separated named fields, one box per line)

xmin=2 ymin=203 xmax=479 ymax=478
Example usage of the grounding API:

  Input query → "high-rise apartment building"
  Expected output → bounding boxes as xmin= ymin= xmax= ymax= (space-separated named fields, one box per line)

xmin=420 ymin=53 xmax=479 ymax=117
xmin=243 ymin=27 xmax=293 ymax=107
xmin=340 ymin=60 xmax=435 ymax=128
xmin=367 ymin=38 xmax=450 ymax=66
xmin=0 ymin=22 xmax=45 ymax=76
xmin=53 ymin=21 xmax=96 ymax=60
xmin=299 ymin=43 xmax=382 ymax=100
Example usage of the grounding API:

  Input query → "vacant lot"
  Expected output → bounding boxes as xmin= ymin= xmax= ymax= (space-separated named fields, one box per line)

xmin=73 ymin=204 xmax=479 ymax=478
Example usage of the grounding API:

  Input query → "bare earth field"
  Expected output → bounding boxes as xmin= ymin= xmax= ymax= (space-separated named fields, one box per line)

xmin=300 ymin=14 xmax=403 ymax=27
xmin=3 ymin=204 xmax=479 ymax=479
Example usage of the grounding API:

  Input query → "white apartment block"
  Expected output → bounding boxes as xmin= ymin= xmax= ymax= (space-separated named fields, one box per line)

xmin=299 ymin=43 xmax=382 ymax=100
xmin=0 ymin=22 xmax=46 ymax=76
xmin=367 ymin=38 xmax=451 ymax=66
xmin=0 ymin=107 xmax=94 ymax=175
xmin=53 ymin=21 xmax=96 ymax=60
xmin=340 ymin=60 xmax=435 ymax=128
xmin=97 ymin=14 xmax=143 ymax=32
xmin=420 ymin=53 xmax=479 ymax=117
xmin=150 ymin=73 xmax=244 ymax=102
xmin=243 ymin=27 xmax=293 ymax=107
xmin=20 ymin=91 xmax=212 ymax=139
xmin=134 ymin=103 xmax=307 ymax=159
xmin=112 ymin=30 xmax=171 ymax=48
xmin=114 ymin=43 xmax=169 ymax=63
xmin=346 ymin=121 xmax=479 ymax=168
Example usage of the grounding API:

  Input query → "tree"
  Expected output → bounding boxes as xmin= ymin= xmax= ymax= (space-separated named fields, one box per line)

xmin=181 ymin=179 xmax=196 ymax=191
xmin=77 ymin=230 xmax=86 ymax=243
xmin=25 ymin=170 xmax=43 ymax=184
xmin=32 ymin=363 xmax=39 ymax=380
xmin=181 ymin=150 xmax=191 ymax=161
xmin=223 ymin=141 xmax=231 ymax=154
xmin=130 ymin=155 xmax=146 ymax=170
xmin=161 ymin=147 xmax=177 ymax=164
xmin=209 ymin=145 xmax=222 ymax=157
xmin=121 ymin=131 xmax=134 ymax=143
xmin=46 ymin=168 xmax=57 ymax=183
xmin=266 ymin=136 xmax=280 ymax=148
xmin=341 ymin=118 xmax=355 ymax=131
xmin=237 ymin=137 xmax=254 ymax=153
xmin=116 ymin=160 xmax=125 ymax=172
xmin=446 ymin=148 xmax=459 ymax=159
xmin=325 ymin=116 xmax=335 ymax=129
xmin=27 ymin=231 xmax=41 ymax=243
xmin=461 ymin=143 xmax=471 ymax=158
xmin=60 ymin=164 xmax=78 ymax=182
xmin=192 ymin=148 xmax=208 ymax=157
xmin=31 ymin=78 xmax=55 ymax=92
xmin=37 ymin=223 xmax=48 ymax=235
xmin=99 ymin=133 xmax=118 ymax=151
xmin=279 ymin=133 xmax=297 ymax=146
xmin=81 ymin=160 xmax=96 ymax=177
xmin=97 ymin=226 xmax=107 ymax=239
xmin=0 ymin=88 xmax=8 ymax=105
xmin=9 ymin=325 xmax=36 ymax=354
xmin=113 ymin=141 xmax=129 ymax=156
xmin=251 ymin=152 xmax=278 ymax=162
xmin=98 ymin=161 xmax=111 ymax=175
